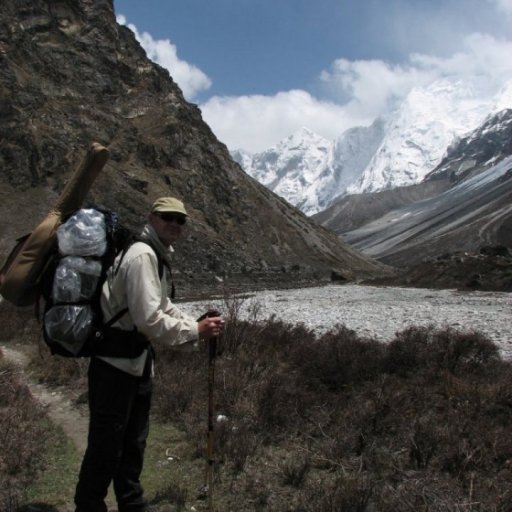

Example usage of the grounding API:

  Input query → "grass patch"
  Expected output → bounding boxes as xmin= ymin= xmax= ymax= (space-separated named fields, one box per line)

xmin=143 ymin=421 xmax=206 ymax=511
xmin=23 ymin=423 xmax=81 ymax=509
xmin=21 ymin=419 xmax=203 ymax=512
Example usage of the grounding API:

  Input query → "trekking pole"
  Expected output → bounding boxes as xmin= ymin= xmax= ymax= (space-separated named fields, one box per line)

xmin=206 ymin=334 xmax=217 ymax=512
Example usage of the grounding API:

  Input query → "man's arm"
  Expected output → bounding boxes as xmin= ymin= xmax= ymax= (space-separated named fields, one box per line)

xmin=124 ymin=251 xmax=199 ymax=346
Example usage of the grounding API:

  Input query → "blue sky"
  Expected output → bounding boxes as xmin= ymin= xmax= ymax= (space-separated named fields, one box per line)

xmin=114 ymin=0 xmax=512 ymax=152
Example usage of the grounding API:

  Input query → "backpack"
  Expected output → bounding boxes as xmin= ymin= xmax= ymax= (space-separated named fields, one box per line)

xmin=0 ymin=142 xmax=109 ymax=307
xmin=40 ymin=207 xmax=171 ymax=358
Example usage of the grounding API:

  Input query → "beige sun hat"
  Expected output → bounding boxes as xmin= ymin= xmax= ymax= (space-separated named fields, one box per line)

xmin=151 ymin=197 xmax=188 ymax=216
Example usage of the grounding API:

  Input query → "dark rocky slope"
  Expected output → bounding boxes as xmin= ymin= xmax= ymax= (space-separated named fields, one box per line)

xmin=341 ymin=110 xmax=512 ymax=265
xmin=365 ymin=245 xmax=512 ymax=292
xmin=326 ymin=109 xmax=512 ymax=290
xmin=343 ymin=156 xmax=512 ymax=265
xmin=0 ymin=0 xmax=389 ymax=296
xmin=321 ymin=110 xmax=512 ymax=265
xmin=313 ymin=180 xmax=449 ymax=235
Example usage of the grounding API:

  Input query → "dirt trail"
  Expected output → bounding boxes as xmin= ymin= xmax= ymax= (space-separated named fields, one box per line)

xmin=1 ymin=344 xmax=122 ymax=511
xmin=0 ymin=343 xmax=123 ymax=511
xmin=0 ymin=343 xmax=89 ymax=454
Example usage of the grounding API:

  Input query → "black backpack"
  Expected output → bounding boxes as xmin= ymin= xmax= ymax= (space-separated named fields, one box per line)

xmin=41 ymin=207 xmax=169 ymax=358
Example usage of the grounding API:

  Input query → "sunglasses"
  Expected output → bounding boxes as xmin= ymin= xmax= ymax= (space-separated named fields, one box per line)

xmin=156 ymin=213 xmax=187 ymax=225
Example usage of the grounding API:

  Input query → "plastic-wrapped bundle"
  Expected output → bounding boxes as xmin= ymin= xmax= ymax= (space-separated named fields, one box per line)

xmin=57 ymin=209 xmax=107 ymax=256
xmin=44 ymin=305 xmax=94 ymax=356
xmin=52 ymin=256 xmax=102 ymax=303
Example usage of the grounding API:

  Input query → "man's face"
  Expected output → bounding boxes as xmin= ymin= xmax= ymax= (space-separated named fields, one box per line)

xmin=148 ymin=212 xmax=187 ymax=246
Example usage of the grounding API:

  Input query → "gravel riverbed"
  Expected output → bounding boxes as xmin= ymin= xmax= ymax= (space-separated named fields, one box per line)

xmin=179 ymin=284 xmax=512 ymax=359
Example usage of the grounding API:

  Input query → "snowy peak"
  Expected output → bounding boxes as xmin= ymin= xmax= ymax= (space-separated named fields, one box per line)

xmin=232 ymin=79 xmax=512 ymax=215
xmin=330 ymin=118 xmax=386 ymax=192
xmin=281 ymin=126 xmax=327 ymax=149
xmin=231 ymin=148 xmax=253 ymax=172
xmin=236 ymin=127 xmax=334 ymax=215
xmin=492 ymin=81 xmax=512 ymax=113
xmin=234 ymin=121 xmax=385 ymax=215
xmin=346 ymin=79 xmax=493 ymax=194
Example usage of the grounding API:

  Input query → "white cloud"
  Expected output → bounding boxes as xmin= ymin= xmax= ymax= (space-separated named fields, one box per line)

xmin=487 ymin=0 xmax=512 ymax=15
xmin=319 ymin=59 xmax=434 ymax=118
xmin=320 ymin=34 xmax=512 ymax=121
xmin=202 ymin=33 xmax=512 ymax=153
xmin=410 ymin=34 xmax=512 ymax=83
xmin=117 ymin=15 xmax=211 ymax=100
xmin=200 ymin=91 xmax=357 ymax=153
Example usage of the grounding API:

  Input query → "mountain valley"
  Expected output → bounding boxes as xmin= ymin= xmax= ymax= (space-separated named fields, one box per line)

xmin=235 ymin=89 xmax=512 ymax=290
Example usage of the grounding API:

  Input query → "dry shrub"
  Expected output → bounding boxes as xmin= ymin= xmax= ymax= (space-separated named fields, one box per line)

xmin=0 ymin=356 xmax=51 ymax=508
xmin=256 ymin=373 xmax=295 ymax=431
xmin=296 ymin=474 xmax=372 ymax=512
xmin=385 ymin=325 xmax=500 ymax=376
xmin=128 ymin=319 xmax=512 ymax=509
xmin=293 ymin=325 xmax=385 ymax=391
xmin=279 ymin=453 xmax=310 ymax=488
xmin=37 ymin=306 xmax=508 ymax=511
xmin=480 ymin=370 xmax=512 ymax=426
xmin=409 ymin=417 xmax=438 ymax=469
xmin=152 ymin=348 xmax=204 ymax=421
xmin=149 ymin=482 xmax=188 ymax=512
xmin=27 ymin=344 xmax=89 ymax=390
xmin=222 ymin=316 xmax=314 ymax=359
xmin=214 ymin=418 xmax=261 ymax=473
xmin=0 ymin=301 xmax=39 ymax=344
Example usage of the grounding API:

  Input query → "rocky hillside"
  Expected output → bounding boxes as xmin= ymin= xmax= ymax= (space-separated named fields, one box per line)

xmin=0 ymin=0 xmax=389 ymax=296
xmin=425 ymin=109 xmax=512 ymax=184
xmin=312 ymin=180 xmax=449 ymax=235
xmin=337 ymin=110 xmax=512 ymax=269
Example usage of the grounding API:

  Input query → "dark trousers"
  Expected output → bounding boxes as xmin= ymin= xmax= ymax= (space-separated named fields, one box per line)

xmin=74 ymin=355 xmax=152 ymax=512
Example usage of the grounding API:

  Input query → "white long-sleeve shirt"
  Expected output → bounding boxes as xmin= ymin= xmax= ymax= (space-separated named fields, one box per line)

xmin=98 ymin=228 xmax=198 ymax=376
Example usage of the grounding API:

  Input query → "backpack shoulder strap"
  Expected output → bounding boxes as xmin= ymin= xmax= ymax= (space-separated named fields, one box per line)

xmin=132 ymin=236 xmax=175 ymax=299
xmin=104 ymin=307 xmax=129 ymax=328
xmin=101 ymin=236 xmax=176 ymax=337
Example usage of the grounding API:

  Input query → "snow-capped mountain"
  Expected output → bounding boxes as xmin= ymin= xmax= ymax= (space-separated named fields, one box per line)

xmin=232 ymin=122 xmax=385 ymax=215
xmin=426 ymin=108 xmax=512 ymax=183
xmin=313 ymin=118 xmax=386 ymax=212
xmin=347 ymin=80 xmax=507 ymax=195
xmin=233 ymin=79 xmax=512 ymax=216
xmin=232 ymin=127 xmax=334 ymax=214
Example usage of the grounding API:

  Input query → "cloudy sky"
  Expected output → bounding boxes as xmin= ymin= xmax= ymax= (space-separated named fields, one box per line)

xmin=113 ymin=0 xmax=512 ymax=153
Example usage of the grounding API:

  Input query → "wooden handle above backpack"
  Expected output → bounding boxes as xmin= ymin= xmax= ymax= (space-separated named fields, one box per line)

xmin=54 ymin=142 xmax=109 ymax=218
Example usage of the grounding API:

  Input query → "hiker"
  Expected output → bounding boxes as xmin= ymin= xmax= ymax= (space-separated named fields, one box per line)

xmin=74 ymin=197 xmax=225 ymax=512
